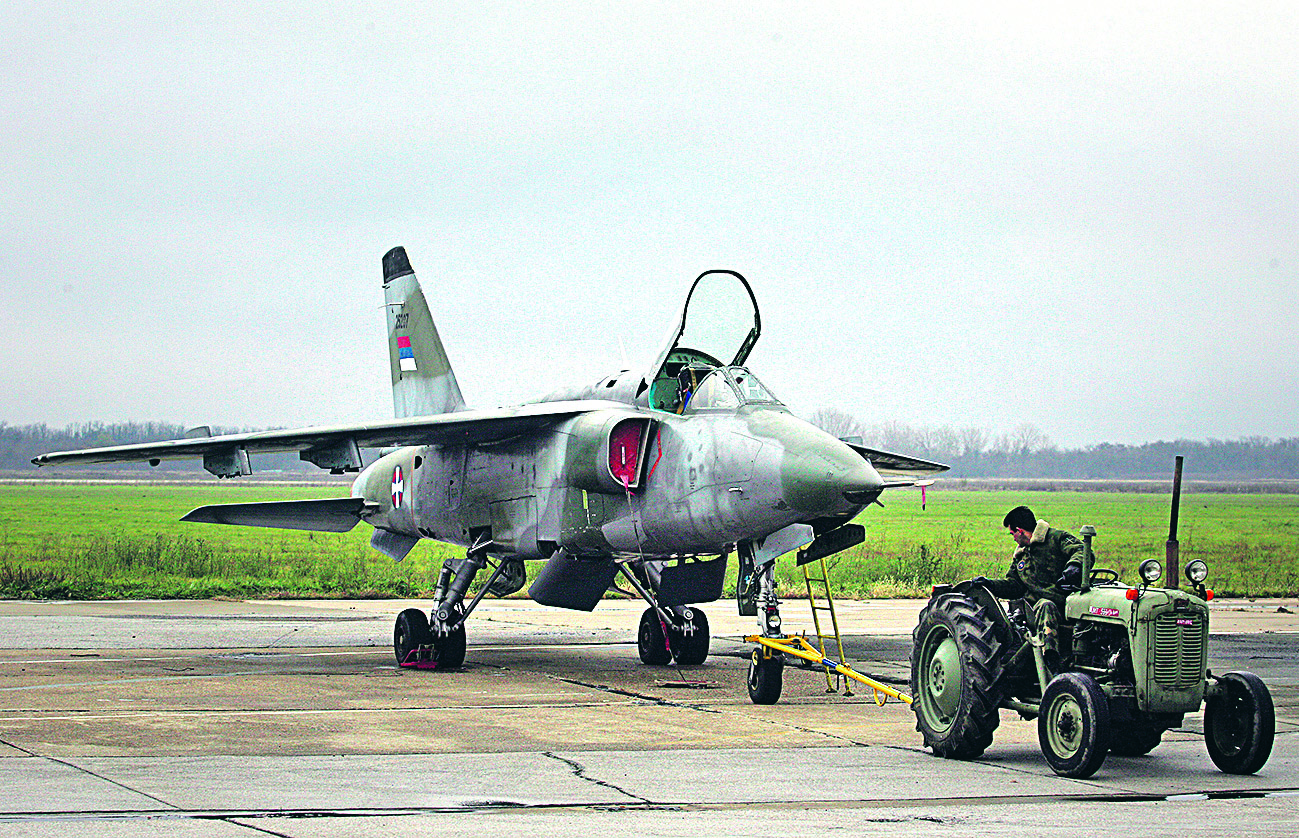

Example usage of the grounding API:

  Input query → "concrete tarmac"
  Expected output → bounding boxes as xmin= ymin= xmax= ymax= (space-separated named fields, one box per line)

xmin=0 ymin=598 xmax=1296 ymax=836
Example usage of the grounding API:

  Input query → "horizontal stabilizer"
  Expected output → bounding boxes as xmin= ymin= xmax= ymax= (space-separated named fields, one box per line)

xmin=181 ymin=498 xmax=371 ymax=532
xmin=847 ymin=444 xmax=949 ymax=475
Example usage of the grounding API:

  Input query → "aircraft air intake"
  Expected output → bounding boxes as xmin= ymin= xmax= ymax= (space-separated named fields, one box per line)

xmin=566 ymin=412 xmax=656 ymax=494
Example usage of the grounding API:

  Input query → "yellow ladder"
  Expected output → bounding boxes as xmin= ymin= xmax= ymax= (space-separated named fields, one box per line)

xmin=801 ymin=555 xmax=851 ymax=695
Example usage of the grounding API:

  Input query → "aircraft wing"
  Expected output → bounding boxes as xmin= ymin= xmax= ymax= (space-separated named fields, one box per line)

xmin=847 ymin=443 xmax=949 ymax=476
xmin=31 ymin=400 xmax=625 ymax=472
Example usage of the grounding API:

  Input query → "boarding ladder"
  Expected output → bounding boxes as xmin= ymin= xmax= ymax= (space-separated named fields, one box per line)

xmin=800 ymin=554 xmax=851 ymax=695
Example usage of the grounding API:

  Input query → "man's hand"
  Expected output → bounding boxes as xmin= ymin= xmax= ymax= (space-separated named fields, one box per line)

xmin=1057 ymin=564 xmax=1082 ymax=592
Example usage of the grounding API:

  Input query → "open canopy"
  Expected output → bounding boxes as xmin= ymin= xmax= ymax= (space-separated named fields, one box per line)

xmin=644 ymin=270 xmax=761 ymax=412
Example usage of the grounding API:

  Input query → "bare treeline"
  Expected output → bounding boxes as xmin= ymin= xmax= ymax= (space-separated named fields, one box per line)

xmin=807 ymin=407 xmax=1299 ymax=481
xmin=6 ymin=417 xmax=1299 ymax=481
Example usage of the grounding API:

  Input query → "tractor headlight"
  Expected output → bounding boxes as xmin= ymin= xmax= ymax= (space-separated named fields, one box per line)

xmin=1186 ymin=559 xmax=1209 ymax=584
xmin=1138 ymin=559 xmax=1163 ymax=585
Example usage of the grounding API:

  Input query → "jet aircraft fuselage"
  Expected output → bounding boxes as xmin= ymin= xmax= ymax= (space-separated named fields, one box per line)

xmin=34 ymin=248 xmax=946 ymax=669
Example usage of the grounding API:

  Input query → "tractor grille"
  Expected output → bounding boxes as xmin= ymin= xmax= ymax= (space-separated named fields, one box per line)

xmin=1153 ymin=612 xmax=1207 ymax=689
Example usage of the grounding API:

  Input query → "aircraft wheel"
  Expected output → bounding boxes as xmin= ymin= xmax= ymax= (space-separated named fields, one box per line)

xmin=1038 ymin=672 xmax=1110 ymax=778
xmin=747 ymin=650 xmax=783 ymax=704
xmin=429 ymin=622 xmax=467 ymax=670
xmin=1108 ymin=724 xmax=1163 ymax=757
xmin=394 ymin=608 xmax=431 ymax=666
xmin=669 ymin=608 xmax=710 ymax=665
xmin=638 ymin=608 xmax=672 ymax=665
xmin=1206 ymin=671 xmax=1274 ymax=774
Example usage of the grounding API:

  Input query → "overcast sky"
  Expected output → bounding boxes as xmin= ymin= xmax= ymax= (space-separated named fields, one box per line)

xmin=2 ymin=2 xmax=1296 ymax=448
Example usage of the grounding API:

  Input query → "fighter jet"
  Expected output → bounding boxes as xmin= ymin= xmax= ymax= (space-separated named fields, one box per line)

xmin=33 ymin=248 xmax=946 ymax=669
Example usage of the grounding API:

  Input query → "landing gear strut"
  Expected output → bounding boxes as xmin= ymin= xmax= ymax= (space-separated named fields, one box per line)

xmin=393 ymin=537 xmax=514 ymax=671
xmin=620 ymin=561 xmax=712 ymax=666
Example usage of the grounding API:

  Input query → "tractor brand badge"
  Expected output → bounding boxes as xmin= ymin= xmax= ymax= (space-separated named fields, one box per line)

xmin=1016 ymin=560 xmax=1026 ymax=571
xmin=391 ymin=465 xmax=404 ymax=508
xmin=1176 ymin=617 xmax=1196 ymax=627
xmin=1088 ymin=606 xmax=1121 ymax=618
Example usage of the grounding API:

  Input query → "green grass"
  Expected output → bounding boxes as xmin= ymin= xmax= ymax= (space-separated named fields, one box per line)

xmin=0 ymin=484 xmax=459 ymax=599
xmin=1 ymin=484 xmax=1296 ymax=599
xmin=799 ymin=489 xmax=1299 ymax=599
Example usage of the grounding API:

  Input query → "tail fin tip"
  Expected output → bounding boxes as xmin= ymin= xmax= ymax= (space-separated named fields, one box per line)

xmin=383 ymin=247 xmax=414 ymax=284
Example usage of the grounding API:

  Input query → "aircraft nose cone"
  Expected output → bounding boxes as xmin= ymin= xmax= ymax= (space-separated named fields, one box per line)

xmin=781 ymin=436 xmax=883 ymax=514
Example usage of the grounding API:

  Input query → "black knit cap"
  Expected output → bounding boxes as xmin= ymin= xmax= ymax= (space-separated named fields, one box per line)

xmin=1003 ymin=505 xmax=1037 ymax=532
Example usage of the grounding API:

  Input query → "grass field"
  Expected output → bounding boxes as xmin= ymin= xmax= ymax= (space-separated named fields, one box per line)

xmin=1 ymin=484 xmax=1296 ymax=599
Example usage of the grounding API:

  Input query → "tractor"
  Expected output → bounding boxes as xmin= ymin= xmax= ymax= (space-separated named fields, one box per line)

xmin=910 ymin=524 xmax=1274 ymax=778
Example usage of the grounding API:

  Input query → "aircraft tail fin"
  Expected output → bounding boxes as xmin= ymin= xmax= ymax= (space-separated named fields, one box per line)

xmin=382 ymin=247 xmax=467 ymax=418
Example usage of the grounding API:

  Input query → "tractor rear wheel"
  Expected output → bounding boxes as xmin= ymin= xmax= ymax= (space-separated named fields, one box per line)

xmin=910 ymin=592 xmax=1005 ymax=759
xmin=1206 ymin=671 xmax=1274 ymax=774
xmin=1109 ymin=724 xmax=1162 ymax=757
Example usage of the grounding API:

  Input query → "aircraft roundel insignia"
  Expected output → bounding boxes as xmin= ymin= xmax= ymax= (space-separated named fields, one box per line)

xmin=391 ymin=465 xmax=404 ymax=508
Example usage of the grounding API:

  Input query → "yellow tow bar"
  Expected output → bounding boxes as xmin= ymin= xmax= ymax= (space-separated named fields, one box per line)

xmin=744 ymin=634 xmax=913 ymax=706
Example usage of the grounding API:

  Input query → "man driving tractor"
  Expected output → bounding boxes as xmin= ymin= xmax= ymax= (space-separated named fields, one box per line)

xmin=978 ymin=505 xmax=1085 ymax=670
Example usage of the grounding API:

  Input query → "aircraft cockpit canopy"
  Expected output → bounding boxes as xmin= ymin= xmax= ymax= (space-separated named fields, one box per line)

xmin=645 ymin=270 xmax=761 ymax=412
xmin=683 ymin=367 xmax=781 ymax=413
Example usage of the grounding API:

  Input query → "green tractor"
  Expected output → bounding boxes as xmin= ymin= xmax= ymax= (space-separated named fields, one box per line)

xmin=910 ymin=525 xmax=1274 ymax=778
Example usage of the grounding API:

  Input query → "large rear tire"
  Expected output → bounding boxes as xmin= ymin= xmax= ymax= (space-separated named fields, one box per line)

xmin=1108 ymin=724 xmax=1163 ymax=757
xmin=910 ymin=593 xmax=1005 ymax=759
xmin=1206 ymin=671 xmax=1274 ymax=774
xmin=1038 ymin=672 xmax=1110 ymax=778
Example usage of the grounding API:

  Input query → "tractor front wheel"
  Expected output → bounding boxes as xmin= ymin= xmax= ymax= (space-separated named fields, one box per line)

xmin=1206 ymin=671 xmax=1274 ymax=774
xmin=1039 ymin=672 xmax=1110 ymax=778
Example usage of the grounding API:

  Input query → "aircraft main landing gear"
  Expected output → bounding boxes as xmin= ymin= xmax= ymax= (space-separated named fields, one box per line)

xmin=393 ymin=538 xmax=514 ymax=671
xmin=620 ymin=560 xmax=713 ymax=666
xmin=636 ymin=604 xmax=710 ymax=665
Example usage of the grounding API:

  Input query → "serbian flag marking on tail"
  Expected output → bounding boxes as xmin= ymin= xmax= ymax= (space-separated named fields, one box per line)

xmin=397 ymin=335 xmax=417 ymax=371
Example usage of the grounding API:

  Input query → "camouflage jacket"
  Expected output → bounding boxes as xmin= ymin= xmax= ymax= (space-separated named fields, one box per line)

xmin=985 ymin=520 xmax=1085 ymax=606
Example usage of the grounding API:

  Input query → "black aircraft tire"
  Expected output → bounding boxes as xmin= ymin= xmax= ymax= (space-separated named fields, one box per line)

xmin=910 ymin=592 xmax=1004 ymax=759
xmin=1038 ymin=672 xmax=1111 ymax=779
xmin=638 ymin=608 xmax=672 ymax=665
xmin=394 ymin=608 xmax=431 ymax=666
xmin=1109 ymin=724 xmax=1163 ymax=757
xmin=430 ymin=623 xmax=467 ymax=670
xmin=670 ymin=609 xmax=710 ymax=665
xmin=748 ymin=651 xmax=783 ymax=705
xmin=1206 ymin=671 xmax=1275 ymax=775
